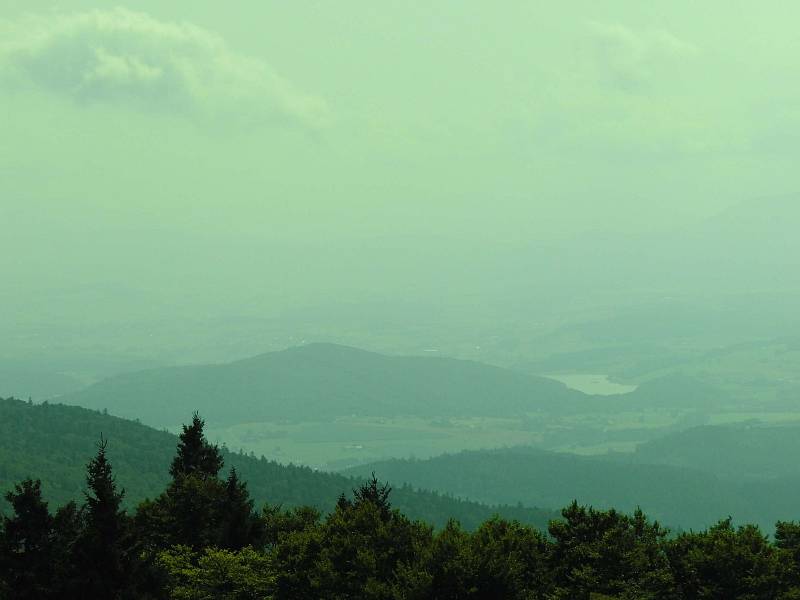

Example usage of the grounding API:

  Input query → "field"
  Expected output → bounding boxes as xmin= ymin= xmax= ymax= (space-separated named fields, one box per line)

xmin=205 ymin=406 xmax=800 ymax=470
xmin=206 ymin=416 xmax=542 ymax=469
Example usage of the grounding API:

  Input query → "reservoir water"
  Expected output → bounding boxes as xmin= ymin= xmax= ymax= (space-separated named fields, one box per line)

xmin=544 ymin=373 xmax=638 ymax=396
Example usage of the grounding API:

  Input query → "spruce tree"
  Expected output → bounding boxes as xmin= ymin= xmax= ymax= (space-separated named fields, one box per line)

xmin=170 ymin=412 xmax=223 ymax=480
xmin=51 ymin=501 xmax=84 ymax=597
xmin=353 ymin=473 xmax=392 ymax=519
xmin=0 ymin=479 xmax=55 ymax=599
xmin=74 ymin=437 xmax=132 ymax=598
xmin=219 ymin=467 xmax=263 ymax=550
xmin=139 ymin=413 xmax=230 ymax=550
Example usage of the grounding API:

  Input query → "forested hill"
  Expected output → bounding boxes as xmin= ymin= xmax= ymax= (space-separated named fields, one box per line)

xmin=0 ymin=397 xmax=557 ymax=529
xmin=57 ymin=343 xmax=588 ymax=426
xmin=632 ymin=422 xmax=800 ymax=479
xmin=345 ymin=445 xmax=797 ymax=532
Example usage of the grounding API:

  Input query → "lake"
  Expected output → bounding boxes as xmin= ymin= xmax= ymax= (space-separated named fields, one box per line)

xmin=544 ymin=373 xmax=638 ymax=396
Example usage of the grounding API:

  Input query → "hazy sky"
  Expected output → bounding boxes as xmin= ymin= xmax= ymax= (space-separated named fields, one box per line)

xmin=2 ymin=1 xmax=799 ymax=325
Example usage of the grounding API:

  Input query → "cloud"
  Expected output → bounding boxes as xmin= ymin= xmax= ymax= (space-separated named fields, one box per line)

xmin=0 ymin=8 xmax=329 ymax=129
xmin=586 ymin=22 xmax=698 ymax=92
xmin=522 ymin=24 xmax=726 ymax=156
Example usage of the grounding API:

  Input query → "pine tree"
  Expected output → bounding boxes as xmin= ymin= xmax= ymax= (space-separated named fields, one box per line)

xmin=353 ymin=473 xmax=392 ymax=519
xmin=169 ymin=412 xmax=223 ymax=480
xmin=51 ymin=501 xmax=84 ymax=597
xmin=0 ymin=479 xmax=55 ymax=599
xmin=139 ymin=414 xmax=230 ymax=550
xmin=218 ymin=467 xmax=263 ymax=550
xmin=74 ymin=437 xmax=133 ymax=598
xmin=313 ymin=476 xmax=431 ymax=598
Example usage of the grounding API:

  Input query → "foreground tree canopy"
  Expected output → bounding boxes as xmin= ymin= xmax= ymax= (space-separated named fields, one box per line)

xmin=2 ymin=413 xmax=800 ymax=599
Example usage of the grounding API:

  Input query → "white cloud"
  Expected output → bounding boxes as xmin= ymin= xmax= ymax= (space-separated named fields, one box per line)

xmin=0 ymin=8 xmax=329 ymax=129
xmin=586 ymin=22 xmax=698 ymax=92
xmin=520 ymin=23 xmax=730 ymax=156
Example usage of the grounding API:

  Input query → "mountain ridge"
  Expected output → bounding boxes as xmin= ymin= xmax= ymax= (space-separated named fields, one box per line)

xmin=58 ymin=343 xmax=589 ymax=427
xmin=344 ymin=444 xmax=799 ymax=531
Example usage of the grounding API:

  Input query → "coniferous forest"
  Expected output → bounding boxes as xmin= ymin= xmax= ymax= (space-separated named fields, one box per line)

xmin=2 ymin=412 xmax=800 ymax=599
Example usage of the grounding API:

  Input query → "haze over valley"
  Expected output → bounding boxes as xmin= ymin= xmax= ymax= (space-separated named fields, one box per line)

xmin=3 ymin=2 xmax=800 ymax=597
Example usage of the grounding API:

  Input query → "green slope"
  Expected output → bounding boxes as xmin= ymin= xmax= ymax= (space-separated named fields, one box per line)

xmin=345 ymin=445 xmax=793 ymax=532
xmin=58 ymin=343 xmax=588 ymax=427
xmin=0 ymin=397 xmax=558 ymax=529
xmin=632 ymin=422 xmax=800 ymax=479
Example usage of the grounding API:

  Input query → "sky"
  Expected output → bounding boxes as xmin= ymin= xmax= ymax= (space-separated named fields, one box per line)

xmin=1 ymin=1 xmax=799 ymax=352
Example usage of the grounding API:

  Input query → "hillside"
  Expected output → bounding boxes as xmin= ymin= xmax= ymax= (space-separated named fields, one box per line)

xmin=631 ymin=422 xmax=800 ymax=479
xmin=601 ymin=374 xmax=729 ymax=410
xmin=58 ymin=343 xmax=588 ymax=427
xmin=345 ymin=445 xmax=793 ymax=531
xmin=0 ymin=397 xmax=558 ymax=529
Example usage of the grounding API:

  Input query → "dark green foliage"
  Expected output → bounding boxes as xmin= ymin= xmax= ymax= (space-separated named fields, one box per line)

xmin=467 ymin=517 xmax=551 ymax=599
xmin=0 ymin=450 xmax=141 ymax=599
xmin=138 ymin=473 xmax=226 ymax=550
xmin=169 ymin=412 xmax=223 ymax=479
xmin=0 ymin=479 xmax=56 ymax=599
xmin=269 ymin=511 xmax=325 ymax=599
xmin=5 ymin=413 xmax=800 ymax=598
xmin=548 ymin=502 xmax=675 ymax=599
xmin=313 ymin=490 xmax=432 ymax=598
xmin=157 ymin=545 xmax=275 ymax=599
xmin=72 ymin=438 xmax=139 ymax=599
xmin=261 ymin=504 xmax=321 ymax=549
xmin=667 ymin=519 xmax=783 ymax=600
xmin=776 ymin=522 xmax=800 ymax=555
xmin=5 ymin=407 xmax=800 ymax=598
xmin=401 ymin=517 xmax=552 ymax=599
xmin=776 ymin=522 xmax=800 ymax=596
xmin=409 ymin=519 xmax=473 ymax=598
xmin=219 ymin=467 xmax=265 ymax=550
xmin=138 ymin=417 xmax=262 ymax=551
xmin=352 ymin=472 xmax=392 ymax=517
xmin=50 ymin=501 xmax=83 ymax=595
xmin=268 ymin=476 xmax=431 ymax=599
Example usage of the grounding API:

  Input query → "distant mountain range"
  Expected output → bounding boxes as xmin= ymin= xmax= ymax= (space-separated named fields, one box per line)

xmin=0 ymin=397 xmax=558 ymax=530
xmin=56 ymin=342 xmax=741 ymax=436
xmin=58 ymin=343 xmax=591 ymax=427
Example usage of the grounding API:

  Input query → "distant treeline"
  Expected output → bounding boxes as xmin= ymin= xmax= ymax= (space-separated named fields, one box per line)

xmin=3 ymin=414 xmax=800 ymax=599
xmin=345 ymin=443 xmax=800 ymax=532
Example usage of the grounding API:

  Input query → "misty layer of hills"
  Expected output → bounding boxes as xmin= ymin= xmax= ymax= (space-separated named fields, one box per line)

xmin=57 ymin=343 xmax=731 ymax=427
xmin=57 ymin=343 xmax=587 ymax=426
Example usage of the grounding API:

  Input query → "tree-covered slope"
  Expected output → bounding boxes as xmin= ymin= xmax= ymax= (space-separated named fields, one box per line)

xmin=345 ymin=445 xmax=791 ymax=531
xmin=58 ymin=343 xmax=588 ymax=426
xmin=632 ymin=422 xmax=800 ymax=479
xmin=0 ymin=398 xmax=557 ymax=529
